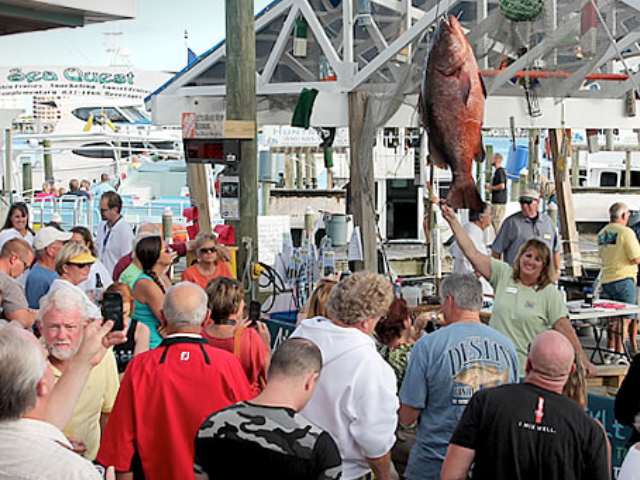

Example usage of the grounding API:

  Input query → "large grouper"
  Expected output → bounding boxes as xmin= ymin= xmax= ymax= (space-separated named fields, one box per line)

xmin=421 ymin=15 xmax=486 ymax=211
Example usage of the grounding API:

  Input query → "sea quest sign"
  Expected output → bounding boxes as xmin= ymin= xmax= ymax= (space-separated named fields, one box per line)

xmin=0 ymin=66 xmax=153 ymax=100
xmin=8 ymin=67 xmax=134 ymax=85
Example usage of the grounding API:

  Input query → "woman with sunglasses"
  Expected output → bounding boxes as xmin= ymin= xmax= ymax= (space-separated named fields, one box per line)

xmin=203 ymin=277 xmax=270 ymax=396
xmin=181 ymin=232 xmax=232 ymax=290
xmin=49 ymin=242 xmax=101 ymax=319
xmin=70 ymin=226 xmax=113 ymax=301
xmin=441 ymin=203 xmax=596 ymax=379
xmin=132 ymin=236 xmax=175 ymax=349
xmin=0 ymin=203 xmax=35 ymax=251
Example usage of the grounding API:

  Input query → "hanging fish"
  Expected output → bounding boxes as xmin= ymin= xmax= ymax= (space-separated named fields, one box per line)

xmin=420 ymin=15 xmax=486 ymax=210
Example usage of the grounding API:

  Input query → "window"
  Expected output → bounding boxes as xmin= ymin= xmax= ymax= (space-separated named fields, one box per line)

xmin=72 ymin=143 xmax=115 ymax=159
xmin=600 ymin=172 xmax=618 ymax=187
xmin=72 ymin=107 xmax=128 ymax=125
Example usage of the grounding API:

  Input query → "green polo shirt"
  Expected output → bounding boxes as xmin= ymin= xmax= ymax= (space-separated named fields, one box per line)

xmin=489 ymin=258 xmax=568 ymax=376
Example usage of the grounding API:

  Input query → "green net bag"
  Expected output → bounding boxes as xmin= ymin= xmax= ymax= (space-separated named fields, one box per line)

xmin=500 ymin=0 xmax=544 ymax=21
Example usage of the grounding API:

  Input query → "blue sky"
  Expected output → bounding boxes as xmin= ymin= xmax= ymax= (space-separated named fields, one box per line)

xmin=0 ymin=0 xmax=273 ymax=71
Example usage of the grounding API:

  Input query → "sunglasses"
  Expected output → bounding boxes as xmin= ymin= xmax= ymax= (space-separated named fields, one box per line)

xmin=69 ymin=262 xmax=92 ymax=269
xmin=519 ymin=198 xmax=535 ymax=205
xmin=199 ymin=247 xmax=217 ymax=254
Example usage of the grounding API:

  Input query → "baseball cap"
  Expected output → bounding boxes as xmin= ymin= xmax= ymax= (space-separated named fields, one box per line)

xmin=68 ymin=252 xmax=98 ymax=264
xmin=34 ymin=227 xmax=72 ymax=250
xmin=519 ymin=188 xmax=540 ymax=201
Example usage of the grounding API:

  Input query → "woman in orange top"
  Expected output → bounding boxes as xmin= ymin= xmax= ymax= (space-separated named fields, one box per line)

xmin=202 ymin=277 xmax=270 ymax=396
xmin=181 ymin=232 xmax=232 ymax=289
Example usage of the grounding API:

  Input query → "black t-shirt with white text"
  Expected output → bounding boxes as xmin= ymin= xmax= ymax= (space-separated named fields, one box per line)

xmin=450 ymin=383 xmax=609 ymax=480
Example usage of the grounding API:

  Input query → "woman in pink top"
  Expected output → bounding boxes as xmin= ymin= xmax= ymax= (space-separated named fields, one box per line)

xmin=181 ymin=232 xmax=232 ymax=290
xmin=202 ymin=277 xmax=270 ymax=397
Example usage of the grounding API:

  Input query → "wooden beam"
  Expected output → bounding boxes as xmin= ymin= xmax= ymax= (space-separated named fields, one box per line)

xmin=348 ymin=91 xmax=377 ymax=272
xmin=226 ymin=0 xmax=258 ymax=281
xmin=549 ymin=129 xmax=582 ymax=277
xmin=186 ymin=164 xmax=212 ymax=233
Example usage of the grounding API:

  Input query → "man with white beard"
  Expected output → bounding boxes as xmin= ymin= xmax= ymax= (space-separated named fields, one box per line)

xmin=38 ymin=287 xmax=120 ymax=461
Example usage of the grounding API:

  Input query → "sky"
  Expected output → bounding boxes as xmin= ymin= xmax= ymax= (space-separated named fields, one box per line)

xmin=0 ymin=0 xmax=273 ymax=72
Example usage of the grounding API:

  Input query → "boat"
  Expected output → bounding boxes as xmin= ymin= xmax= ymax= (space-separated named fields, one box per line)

xmin=9 ymin=98 xmax=182 ymax=193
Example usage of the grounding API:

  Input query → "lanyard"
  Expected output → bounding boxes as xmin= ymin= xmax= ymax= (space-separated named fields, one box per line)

xmin=102 ymin=215 xmax=122 ymax=250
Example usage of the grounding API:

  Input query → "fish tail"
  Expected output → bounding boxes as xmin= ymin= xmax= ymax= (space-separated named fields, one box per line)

xmin=447 ymin=178 xmax=484 ymax=211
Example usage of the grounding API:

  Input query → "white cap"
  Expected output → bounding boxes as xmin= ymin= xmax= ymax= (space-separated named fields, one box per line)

xmin=34 ymin=227 xmax=72 ymax=250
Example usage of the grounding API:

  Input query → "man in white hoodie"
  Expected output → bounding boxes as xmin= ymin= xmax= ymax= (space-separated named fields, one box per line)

xmin=292 ymin=272 xmax=397 ymax=480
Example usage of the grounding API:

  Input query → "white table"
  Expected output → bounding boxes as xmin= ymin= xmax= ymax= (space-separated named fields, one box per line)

xmin=568 ymin=300 xmax=640 ymax=362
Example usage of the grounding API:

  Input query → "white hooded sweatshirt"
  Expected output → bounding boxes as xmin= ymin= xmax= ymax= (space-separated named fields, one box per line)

xmin=292 ymin=317 xmax=399 ymax=480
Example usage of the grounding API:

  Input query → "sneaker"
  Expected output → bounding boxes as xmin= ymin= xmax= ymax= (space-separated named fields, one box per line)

xmin=603 ymin=353 xmax=615 ymax=365
xmin=616 ymin=356 xmax=630 ymax=366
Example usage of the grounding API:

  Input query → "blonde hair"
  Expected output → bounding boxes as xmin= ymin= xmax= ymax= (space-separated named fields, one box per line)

xmin=302 ymin=279 xmax=338 ymax=319
xmin=55 ymin=243 xmax=90 ymax=275
xmin=563 ymin=357 xmax=586 ymax=410
xmin=327 ymin=273 xmax=394 ymax=326
xmin=511 ymin=239 xmax=555 ymax=291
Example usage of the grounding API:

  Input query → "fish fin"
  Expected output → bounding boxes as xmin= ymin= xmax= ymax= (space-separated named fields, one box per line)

xmin=459 ymin=70 xmax=472 ymax=105
xmin=475 ymin=145 xmax=486 ymax=163
xmin=447 ymin=178 xmax=483 ymax=210
xmin=479 ymin=72 xmax=487 ymax=98
xmin=428 ymin=136 xmax=448 ymax=168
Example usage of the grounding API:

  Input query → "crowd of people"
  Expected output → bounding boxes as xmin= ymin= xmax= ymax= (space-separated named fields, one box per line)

xmin=0 ymin=177 xmax=639 ymax=480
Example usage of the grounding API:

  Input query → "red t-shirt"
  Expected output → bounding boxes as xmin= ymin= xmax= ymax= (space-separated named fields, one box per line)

xmin=202 ymin=327 xmax=269 ymax=397
xmin=181 ymin=262 xmax=233 ymax=290
xmin=96 ymin=335 xmax=252 ymax=480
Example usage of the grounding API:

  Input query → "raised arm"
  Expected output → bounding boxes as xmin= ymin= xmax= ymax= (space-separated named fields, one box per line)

xmin=441 ymin=204 xmax=492 ymax=280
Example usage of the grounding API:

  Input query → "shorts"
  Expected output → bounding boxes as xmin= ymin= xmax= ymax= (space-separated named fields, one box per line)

xmin=602 ymin=278 xmax=636 ymax=319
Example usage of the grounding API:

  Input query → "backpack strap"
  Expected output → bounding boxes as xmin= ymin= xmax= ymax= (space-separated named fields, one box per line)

xmin=233 ymin=327 xmax=245 ymax=358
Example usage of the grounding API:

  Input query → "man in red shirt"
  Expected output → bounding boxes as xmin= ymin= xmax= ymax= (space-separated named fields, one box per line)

xmin=97 ymin=282 xmax=252 ymax=479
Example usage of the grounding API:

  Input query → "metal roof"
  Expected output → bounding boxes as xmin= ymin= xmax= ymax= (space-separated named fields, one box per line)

xmin=0 ymin=0 xmax=136 ymax=36
xmin=146 ymin=0 xmax=640 ymax=108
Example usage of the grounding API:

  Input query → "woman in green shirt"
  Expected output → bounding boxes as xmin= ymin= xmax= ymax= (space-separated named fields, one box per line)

xmin=441 ymin=203 xmax=596 ymax=377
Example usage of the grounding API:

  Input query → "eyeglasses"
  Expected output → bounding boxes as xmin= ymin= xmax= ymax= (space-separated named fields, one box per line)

xmin=69 ymin=262 xmax=92 ymax=269
xmin=199 ymin=247 xmax=217 ymax=254
xmin=99 ymin=207 xmax=111 ymax=213
xmin=9 ymin=252 xmax=30 ymax=272
xmin=18 ymin=258 xmax=30 ymax=272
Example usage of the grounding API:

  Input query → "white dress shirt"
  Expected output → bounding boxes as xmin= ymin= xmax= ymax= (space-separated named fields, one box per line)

xmin=96 ymin=216 xmax=134 ymax=276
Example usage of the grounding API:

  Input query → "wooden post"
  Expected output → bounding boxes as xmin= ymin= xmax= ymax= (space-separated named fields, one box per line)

xmin=527 ymin=129 xmax=540 ymax=188
xmin=187 ymin=165 xmax=213 ymax=233
xmin=226 ymin=0 xmax=258 ymax=281
xmin=549 ymin=129 xmax=581 ymax=277
xmin=348 ymin=91 xmax=377 ymax=272
xmin=295 ymin=153 xmax=303 ymax=189
xmin=284 ymin=153 xmax=291 ymax=188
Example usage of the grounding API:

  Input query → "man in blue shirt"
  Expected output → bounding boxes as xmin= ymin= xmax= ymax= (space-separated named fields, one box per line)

xmin=91 ymin=174 xmax=116 ymax=198
xmin=25 ymin=227 xmax=71 ymax=309
xmin=398 ymin=274 xmax=519 ymax=480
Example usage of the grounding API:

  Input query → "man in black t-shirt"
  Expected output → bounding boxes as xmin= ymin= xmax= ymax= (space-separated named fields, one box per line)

xmin=486 ymin=153 xmax=507 ymax=235
xmin=442 ymin=330 xmax=609 ymax=480
xmin=195 ymin=338 xmax=342 ymax=480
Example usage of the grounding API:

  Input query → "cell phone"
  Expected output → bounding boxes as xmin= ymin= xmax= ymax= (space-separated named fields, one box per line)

xmin=249 ymin=300 xmax=262 ymax=322
xmin=102 ymin=291 xmax=124 ymax=331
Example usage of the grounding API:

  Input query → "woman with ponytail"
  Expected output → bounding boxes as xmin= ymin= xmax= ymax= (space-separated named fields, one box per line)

xmin=131 ymin=236 xmax=175 ymax=348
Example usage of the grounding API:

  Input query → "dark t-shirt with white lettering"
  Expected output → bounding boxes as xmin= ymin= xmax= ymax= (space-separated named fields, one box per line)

xmin=491 ymin=167 xmax=507 ymax=204
xmin=450 ymin=383 xmax=609 ymax=480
